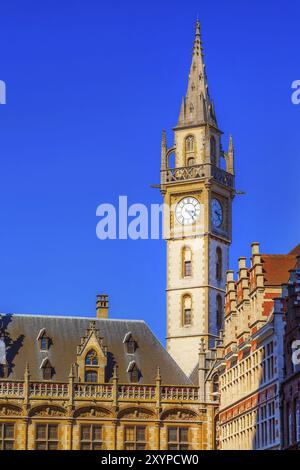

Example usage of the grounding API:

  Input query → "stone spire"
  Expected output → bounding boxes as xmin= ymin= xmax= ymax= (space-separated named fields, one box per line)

xmin=177 ymin=20 xmax=217 ymax=129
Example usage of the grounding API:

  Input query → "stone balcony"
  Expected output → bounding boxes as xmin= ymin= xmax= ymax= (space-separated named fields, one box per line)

xmin=0 ymin=379 xmax=200 ymax=404
xmin=161 ymin=163 xmax=235 ymax=189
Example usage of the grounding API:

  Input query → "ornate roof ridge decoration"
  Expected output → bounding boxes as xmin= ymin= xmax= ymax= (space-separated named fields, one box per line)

xmin=76 ymin=320 xmax=107 ymax=356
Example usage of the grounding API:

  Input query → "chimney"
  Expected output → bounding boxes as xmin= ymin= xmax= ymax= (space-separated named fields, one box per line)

xmin=96 ymin=294 xmax=109 ymax=319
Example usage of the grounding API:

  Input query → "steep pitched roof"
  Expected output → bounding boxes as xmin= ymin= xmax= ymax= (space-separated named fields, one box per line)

xmin=0 ymin=314 xmax=191 ymax=385
xmin=261 ymin=244 xmax=300 ymax=287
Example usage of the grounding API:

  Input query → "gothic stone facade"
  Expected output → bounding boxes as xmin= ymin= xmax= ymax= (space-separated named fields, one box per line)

xmin=0 ymin=314 xmax=215 ymax=450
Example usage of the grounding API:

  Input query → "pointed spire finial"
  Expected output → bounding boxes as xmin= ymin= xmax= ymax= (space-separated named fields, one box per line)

xmin=24 ymin=362 xmax=30 ymax=379
xmin=226 ymin=135 xmax=235 ymax=175
xmin=69 ymin=364 xmax=75 ymax=379
xmin=113 ymin=364 xmax=118 ymax=380
xmin=176 ymin=20 xmax=218 ymax=129
xmin=199 ymin=337 xmax=206 ymax=353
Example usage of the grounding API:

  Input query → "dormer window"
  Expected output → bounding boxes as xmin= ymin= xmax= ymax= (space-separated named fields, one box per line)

xmin=127 ymin=362 xmax=140 ymax=383
xmin=123 ymin=333 xmax=137 ymax=355
xmin=37 ymin=329 xmax=51 ymax=351
xmin=40 ymin=359 xmax=54 ymax=380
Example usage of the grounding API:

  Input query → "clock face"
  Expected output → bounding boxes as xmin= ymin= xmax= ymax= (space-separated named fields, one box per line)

xmin=175 ymin=197 xmax=201 ymax=225
xmin=211 ymin=199 xmax=223 ymax=228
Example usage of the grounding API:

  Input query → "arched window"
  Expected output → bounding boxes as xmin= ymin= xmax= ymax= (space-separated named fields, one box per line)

xmin=182 ymin=247 xmax=192 ymax=278
xmin=216 ymin=295 xmax=223 ymax=330
xmin=210 ymin=136 xmax=217 ymax=164
xmin=127 ymin=362 xmax=140 ymax=383
xmin=216 ymin=247 xmax=222 ymax=281
xmin=185 ymin=135 xmax=194 ymax=152
xmin=85 ymin=370 xmax=98 ymax=383
xmin=85 ymin=350 xmax=98 ymax=366
xmin=182 ymin=295 xmax=192 ymax=326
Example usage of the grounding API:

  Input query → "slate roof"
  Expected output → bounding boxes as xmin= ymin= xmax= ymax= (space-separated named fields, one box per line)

xmin=0 ymin=314 xmax=191 ymax=385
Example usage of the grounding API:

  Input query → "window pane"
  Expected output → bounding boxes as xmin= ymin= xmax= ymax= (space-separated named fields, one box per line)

xmin=93 ymin=443 xmax=102 ymax=450
xmin=136 ymin=443 xmax=146 ymax=450
xmin=136 ymin=427 xmax=145 ymax=442
xmin=48 ymin=425 xmax=58 ymax=440
xmin=93 ymin=426 xmax=102 ymax=441
xmin=36 ymin=425 xmax=46 ymax=440
xmin=168 ymin=444 xmax=178 ymax=450
xmin=81 ymin=443 xmax=91 ymax=451
xmin=168 ymin=428 xmax=177 ymax=442
xmin=85 ymin=350 xmax=98 ymax=365
xmin=180 ymin=428 xmax=188 ymax=443
xmin=48 ymin=442 xmax=58 ymax=450
xmin=125 ymin=427 xmax=134 ymax=442
xmin=36 ymin=442 xmax=46 ymax=450
xmin=81 ymin=425 xmax=91 ymax=441
xmin=4 ymin=424 xmax=14 ymax=439
xmin=85 ymin=370 xmax=98 ymax=382
xmin=179 ymin=444 xmax=189 ymax=450
xmin=3 ymin=441 xmax=14 ymax=450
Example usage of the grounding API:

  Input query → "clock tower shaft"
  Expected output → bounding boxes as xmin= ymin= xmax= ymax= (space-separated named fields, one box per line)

xmin=160 ymin=21 xmax=236 ymax=376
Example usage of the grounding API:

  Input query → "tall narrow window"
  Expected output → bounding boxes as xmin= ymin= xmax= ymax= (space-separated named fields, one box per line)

xmin=84 ymin=350 xmax=99 ymax=382
xmin=185 ymin=136 xmax=194 ymax=152
xmin=212 ymin=374 xmax=219 ymax=395
xmin=182 ymin=247 xmax=192 ymax=278
xmin=210 ymin=136 xmax=217 ymax=164
xmin=0 ymin=423 xmax=15 ymax=450
xmin=35 ymin=424 xmax=58 ymax=450
xmin=124 ymin=426 xmax=146 ymax=450
xmin=182 ymin=295 xmax=192 ymax=326
xmin=216 ymin=295 xmax=223 ymax=330
xmin=185 ymin=135 xmax=195 ymax=166
xmin=80 ymin=424 xmax=102 ymax=450
xmin=168 ymin=427 xmax=189 ymax=450
xmin=216 ymin=247 xmax=222 ymax=281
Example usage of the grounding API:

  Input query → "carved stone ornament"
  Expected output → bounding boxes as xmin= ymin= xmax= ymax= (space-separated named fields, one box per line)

xmin=162 ymin=409 xmax=196 ymax=421
xmin=119 ymin=408 xmax=153 ymax=420
xmin=0 ymin=405 xmax=22 ymax=416
xmin=31 ymin=406 xmax=66 ymax=417
xmin=75 ymin=407 xmax=110 ymax=418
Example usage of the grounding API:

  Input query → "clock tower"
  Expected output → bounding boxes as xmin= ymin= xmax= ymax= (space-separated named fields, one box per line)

xmin=160 ymin=21 xmax=236 ymax=376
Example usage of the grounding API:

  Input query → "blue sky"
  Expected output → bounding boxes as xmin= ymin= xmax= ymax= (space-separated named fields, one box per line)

xmin=0 ymin=0 xmax=299 ymax=343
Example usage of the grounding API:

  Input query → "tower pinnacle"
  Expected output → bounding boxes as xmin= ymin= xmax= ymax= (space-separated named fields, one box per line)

xmin=177 ymin=20 xmax=217 ymax=129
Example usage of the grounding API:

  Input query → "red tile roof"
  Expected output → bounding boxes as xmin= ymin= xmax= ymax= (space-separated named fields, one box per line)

xmin=261 ymin=244 xmax=300 ymax=286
